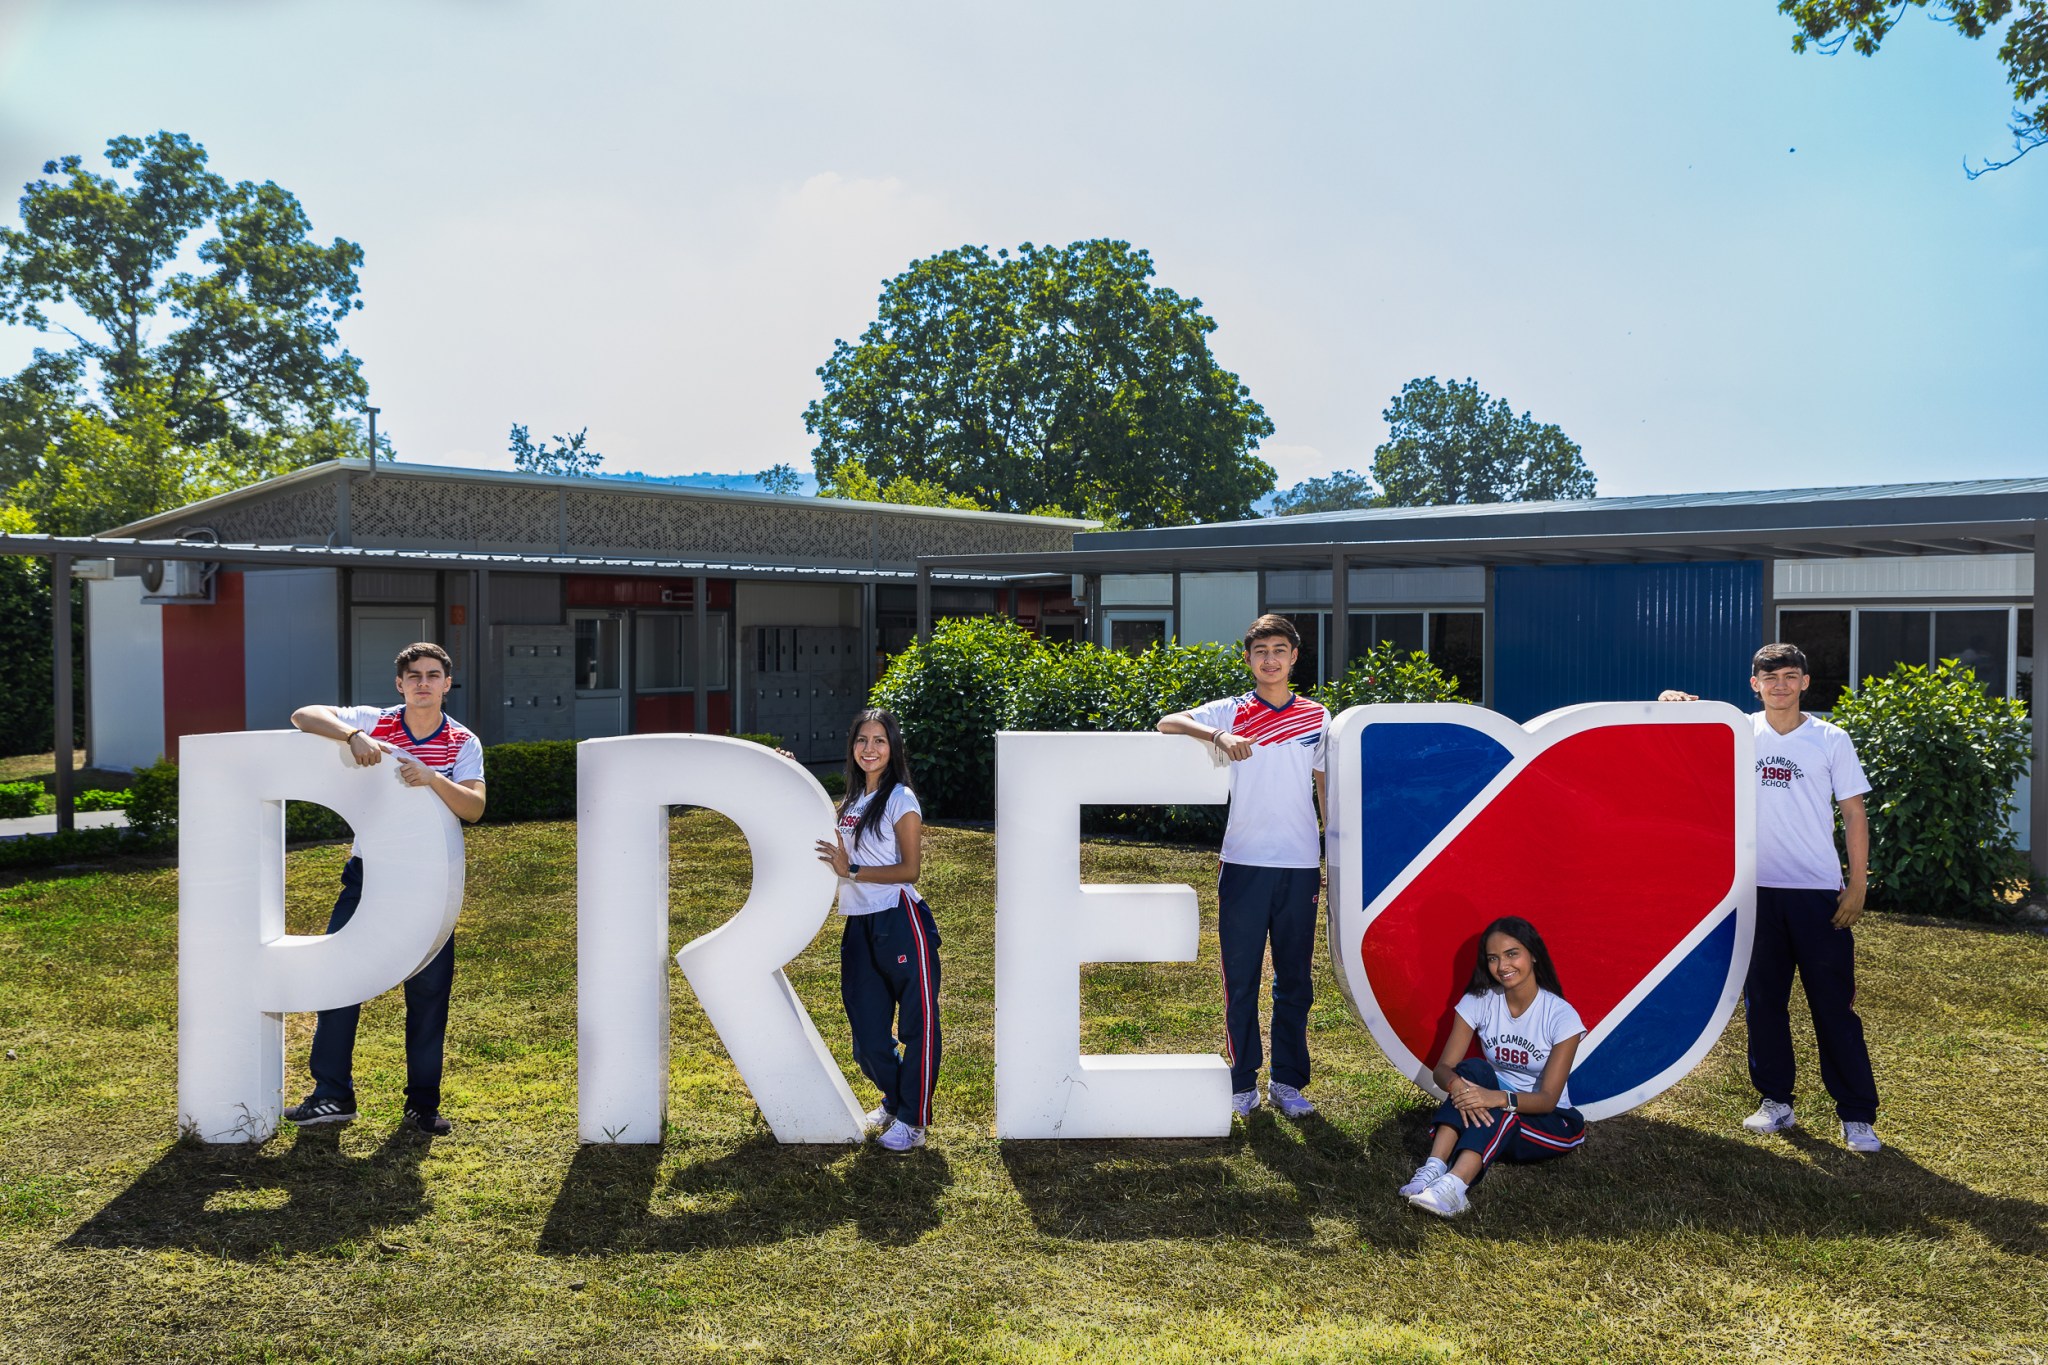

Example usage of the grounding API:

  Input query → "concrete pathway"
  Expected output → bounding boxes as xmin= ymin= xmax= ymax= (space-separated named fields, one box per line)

xmin=0 ymin=810 xmax=130 ymax=841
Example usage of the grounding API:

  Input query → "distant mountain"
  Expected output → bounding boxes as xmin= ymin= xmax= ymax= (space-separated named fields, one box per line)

xmin=598 ymin=469 xmax=819 ymax=495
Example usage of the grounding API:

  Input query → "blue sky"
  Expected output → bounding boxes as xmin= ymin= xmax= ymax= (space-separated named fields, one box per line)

xmin=1 ymin=0 xmax=2041 ymax=499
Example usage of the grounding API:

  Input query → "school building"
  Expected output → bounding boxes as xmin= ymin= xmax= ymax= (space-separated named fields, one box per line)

xmin=61 ymin=459 xmax=1090 ymax=768
xmin=913 ymin=478 xmax=2044 ymax=857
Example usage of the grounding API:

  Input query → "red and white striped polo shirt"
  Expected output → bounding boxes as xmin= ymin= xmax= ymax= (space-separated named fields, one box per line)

xmin=1189 ymin=691 xmax=1328 ymax=868
xmin=334 ymin=705 xmax=485 ymax=784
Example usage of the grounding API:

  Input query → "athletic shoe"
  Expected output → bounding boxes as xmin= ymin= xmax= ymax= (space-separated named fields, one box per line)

xmin=1741 ymin=1099 xmax=1796 ymax=1134
xmin=877 ymin=1119 xmax=926 ymax=1154
xmin=404 ymin=1108 xmax=452 ymax=1136
xmin=283 ymin=1095 xmax=356 ymax=1126
xmin=864 ymin=1104 xmax=894 ymax=1133
xmin=1230 ymin=1088 xmax=1261 ymax=1118
xmin=1842 ymin=1121 xmax=1882 ymax=1153
xmin=1398 ymin=1157 xmax=1448 ymax=1198
xmin=1407 ymin=1174 xmax=1470 ymax=1218
xmin=1268 ymin=1082 xmax=1317 ymax=1118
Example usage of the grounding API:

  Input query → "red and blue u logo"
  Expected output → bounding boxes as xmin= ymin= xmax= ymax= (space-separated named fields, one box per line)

xmin=1326 ymin=702 xmax=1757 ymax=1122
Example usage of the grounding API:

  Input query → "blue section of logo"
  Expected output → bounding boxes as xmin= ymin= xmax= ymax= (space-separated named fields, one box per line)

xmin=1567 ymin=910 xmax=1737 ymax=1109
xmin=1357 ymin=723 xmax=1513 ymax=908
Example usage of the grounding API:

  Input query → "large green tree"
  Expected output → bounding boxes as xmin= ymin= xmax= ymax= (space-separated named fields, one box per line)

xmin=0 ymin=131 xmax=369 ymax=531
xmin=1371 ymin=377 xmax=1596 ymax=508
xmin=804 ymin=240 xmax=1276 ymax=528
xmin=1780 ymin=1 xmax=2047 ymax=174
xmin=1271 ymin=468 xmax=1378 ymax=516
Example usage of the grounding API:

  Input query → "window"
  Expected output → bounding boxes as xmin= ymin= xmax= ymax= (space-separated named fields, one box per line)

xmin=1107 ymin=613 xmax=1169 ymax=654
xmin=634 ymin=611 xmax=728 ymax=691
xmin=573 ymin=615 xmax=621 ymax=692
xmin=1777 ymin=605 xmax=2028 ymax=705
xmin=1346 ymin=612 xmax=1424 ymax=659
xmin=1779 ymin=610 xmax=1850 ymax=710
xmin=1286 ymin=609 xmax=1484 ymax=697
xmin=1428 ymin=612 xmax=1486 ymax=701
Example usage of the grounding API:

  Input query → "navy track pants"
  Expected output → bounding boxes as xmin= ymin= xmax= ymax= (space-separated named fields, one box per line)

xmin=1217 ymin=861 xmax=1320 ymax=1094
xmin=840 ymin=893 xmax=943 ymax=1128
xmin=1746 ymin=885 xmax=1879 ymax=1123
xmin=1431 ymin=1057 xmax=1587 ymax=1185
xmin=307 ymin=857 xmax=456 ymax=1117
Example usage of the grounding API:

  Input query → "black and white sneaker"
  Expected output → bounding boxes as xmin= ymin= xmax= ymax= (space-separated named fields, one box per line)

xmin=284 ymin=1095 xmax=356 ymax=1126
xmin=404 ymin=1108 xmax=452 ymax=1136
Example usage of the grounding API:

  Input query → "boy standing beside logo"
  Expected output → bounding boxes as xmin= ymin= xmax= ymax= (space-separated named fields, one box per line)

xmin=1159 ymin=614 xmax=1329 ymax=1119
xmin=1662 ymin=642 xmax=1881 ymax=1152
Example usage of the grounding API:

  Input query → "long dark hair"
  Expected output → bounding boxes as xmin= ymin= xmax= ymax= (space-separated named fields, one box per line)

xmin=1463 ymin=916 xmax=1565 ymax=998
xmin=836 ymin=708 xmax=917 ymax=848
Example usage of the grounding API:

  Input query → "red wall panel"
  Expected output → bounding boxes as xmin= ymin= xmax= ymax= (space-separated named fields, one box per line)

xmin=564 ymin=576 xmax=733 ymax=610
xmin=632 ymin=691 xmax=732 ymax=734
xmin=162 ymin=571 xmax=246 ymax=762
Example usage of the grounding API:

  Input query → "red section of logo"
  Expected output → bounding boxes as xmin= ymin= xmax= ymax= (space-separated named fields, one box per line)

xmin=1360 ymin=725 xmax=1734 ymax=1068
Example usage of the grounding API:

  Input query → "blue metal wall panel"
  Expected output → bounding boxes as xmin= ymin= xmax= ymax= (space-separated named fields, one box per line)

xmin=1493 ymin=562 xmax=1762 ymax=721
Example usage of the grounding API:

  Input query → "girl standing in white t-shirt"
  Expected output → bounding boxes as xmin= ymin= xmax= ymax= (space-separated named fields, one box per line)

xmin=1400 ymin=916 xmax=1588 ymax=1217
xmin=812 ymin=708 xmax=942 ymax=1154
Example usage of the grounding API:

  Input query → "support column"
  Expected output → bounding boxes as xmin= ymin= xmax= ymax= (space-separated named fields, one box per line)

xmin=1330 ymin=548 xmax=1349 ymax=682
xmin=861 ymin=581 xmax=877 ymax=691
xmin=52 ymin=554 xmax=72 ymax=834
xmin=475 ymin=569 xmax=494 ymax=746
xmin=2033 ymin=525 xmax=2046 ymax=888
xmin=693 ymin=575 xmax=709 ymax=734
xmin=1170 ymin=571 xmax=1182 ymax=645
xmin=916 ymin=566 xmax=932 ymax=645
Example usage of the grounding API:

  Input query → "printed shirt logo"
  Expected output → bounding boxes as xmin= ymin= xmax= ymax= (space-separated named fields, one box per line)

xmin=1756 ymin=755 xmax=1805 ymax=789
xmin=1231 ymin=694 xmax=1326 ymax=748
xmin=368 ymin=708 xmax=474 ymax=776
xmin=1326 ymin=702 xmax=1756 ymax=1123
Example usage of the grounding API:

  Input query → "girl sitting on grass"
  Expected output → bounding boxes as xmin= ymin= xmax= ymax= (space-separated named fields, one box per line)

xmin=812 ymin=708 xmax=942 ymax=1154
xmin=1400 ymin=916 xmax=1588 ymax=1217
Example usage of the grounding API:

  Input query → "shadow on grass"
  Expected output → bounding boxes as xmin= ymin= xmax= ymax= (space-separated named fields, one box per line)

xmin=61 ymin=1125 xmax=433 ymax=1258
xmin=999 ymin=1107 xmax=2048 ymax=1254
xmin=537 ymin=1133 xmax=951 ymax=1255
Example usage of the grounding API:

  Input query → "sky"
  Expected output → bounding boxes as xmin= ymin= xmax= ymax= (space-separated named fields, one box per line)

xmin=0 ymin=0 xmax=2042 ymax=500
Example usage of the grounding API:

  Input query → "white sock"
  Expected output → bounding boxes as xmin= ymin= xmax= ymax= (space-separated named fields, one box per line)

xmin=1438 ymin=1173 xmax=1469 ymax=1194
xmin=1419 ymin=1157 xmax=1447 ymax=1177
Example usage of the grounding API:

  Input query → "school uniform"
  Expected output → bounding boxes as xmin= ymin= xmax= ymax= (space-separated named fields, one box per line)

xmin=1747 ymin=712 xmax=1879 ymax=1123
xmin=835 ymin=783 xmax=941 ymax=1129
xmin=306 ymin=705 xmax=483 ymax=1120
xmin=1431 ymin=987 xmax=1588 ymax=1181
xmin=1187 ymin=691 xmax=1328 ymax=1094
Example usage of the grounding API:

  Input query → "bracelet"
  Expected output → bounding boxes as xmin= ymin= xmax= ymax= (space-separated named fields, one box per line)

xmin=343 ymin=728 xmax=363 ymax=744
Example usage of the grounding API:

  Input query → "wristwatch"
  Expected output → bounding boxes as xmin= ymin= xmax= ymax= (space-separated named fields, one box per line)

xmin=1505 ymin=1090 xmax=1519 ymax=1112
xmin=847 ymin=864 xmax=862 ymax=880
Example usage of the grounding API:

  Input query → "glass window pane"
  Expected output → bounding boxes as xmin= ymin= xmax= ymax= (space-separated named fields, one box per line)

xmin=1428 ymin=612 xmax=1485 ymax=701
xmin=1375 ymin=613 xmax=1425 ymax=655
xmin=2019 ymin=609 xmax=2033 ymax=708
xmin=1858 ymin=610 xmax=1931 ymax=686
xmin=1109 ymin=617 xmax=1167 ymax=654
xmin=1780 ymin=610 xmax=1851 ymax=711
xmin=1278 ymin=612 xmax=1321 ymax=686
xmin=574 ymin=616 xmax=620 ymax=692
xmin=1934 ymin=609 xmax=2009 ymax=698
xmin=680 ymin=614 xmax=730 ymax=689
xmin=635 ymin=614 xmax=684 ymax=691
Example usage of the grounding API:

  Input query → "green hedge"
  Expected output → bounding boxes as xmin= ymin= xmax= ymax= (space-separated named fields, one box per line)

xmin=0 ymin=781 xmax=40 ymax=819
xmin=868 ymin=619 xmax=1467 ymax=837
xmin=1829 ymin=657 xmax=2032 ymax=920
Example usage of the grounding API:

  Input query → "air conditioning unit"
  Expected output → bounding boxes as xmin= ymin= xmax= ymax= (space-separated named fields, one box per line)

xmin=139 ymin=559 xmax=215 ymax=604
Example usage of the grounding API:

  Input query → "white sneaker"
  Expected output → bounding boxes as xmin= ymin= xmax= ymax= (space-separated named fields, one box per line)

xmin=1407 ymin=1174 xmax=1470 ymax=1218
xmin=1842 ymin=1121 xmax=1882 ymax=1153
xmin=877 ymin=1119 xmax=926 ymax=1154
xmin=1742 ymin=1099 xmax=1796 ymax=1134
xmin=1230 ymin=1088 xmax=1261 ymax=1117
xmin=1398 ymin=1157 xmax=1448 ymax=1197
xmin=1268 ymin=1082 xmax=1317 ymax=1118
xmin=864 ymin=1104 xmax=893 ymax=1133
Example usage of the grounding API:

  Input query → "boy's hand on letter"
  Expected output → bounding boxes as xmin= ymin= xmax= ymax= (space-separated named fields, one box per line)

xmin=346 ymin=732 xmax=383 ymax=767
xmin=1656 ymin=690 xmax=1698 ymax=702
xmin=1213 ymin=731 xmax=1253 ymax=762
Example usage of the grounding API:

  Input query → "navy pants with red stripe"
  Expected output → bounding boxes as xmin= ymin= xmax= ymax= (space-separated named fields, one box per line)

xmin=1431 ymin=1058 xmax=1586 ymax=1184
xmin=840 ymin=895 xmax=942 ymax=1129
xmin=1218 ymin=862 xmax=1319 ymax=1094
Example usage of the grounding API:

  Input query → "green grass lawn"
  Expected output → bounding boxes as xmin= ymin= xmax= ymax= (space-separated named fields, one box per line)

xmin=2 ymin=815 xmax=2045 ymax=1363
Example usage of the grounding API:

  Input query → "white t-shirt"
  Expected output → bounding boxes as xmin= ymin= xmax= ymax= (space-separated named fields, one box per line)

xmin=1455 ymin=987 xmax=1586 ymax=1108
xmin=1752 ymin=712 xmax=1870 ymax=890
xmin=834 ymin=783 xmax=923 ymax=917
xmin=1189 ymin=691 xmax=1329 ymax=868
xmin=332 ymin=705 xmax=485 ymax=857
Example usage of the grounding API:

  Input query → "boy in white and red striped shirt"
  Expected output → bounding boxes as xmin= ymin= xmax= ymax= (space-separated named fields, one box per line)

xmin=284 ymin=642 xmax=487 ymax=1136
xmin=1158 ymin=614 xmax=1329 ymax=1120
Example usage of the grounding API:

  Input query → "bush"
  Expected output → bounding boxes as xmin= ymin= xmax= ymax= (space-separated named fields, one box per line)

xmin=868 ymin=617 xmax=1035 ymax=821
xmin=473 ymin=740 xmax=577 ymax=824
xmin=0 ymin=781 xmax=41 ymax=818
xmin=1312 ymin=641 xmax=1469 ymax=710
xmin=72 ymin=787 xmax=130 ymax=812
xmin=1829 ymin=658 xmax=2032 ymax=920
xmin=125 ymin=758 xmax=179 ymax=845
xmin=727 ymin=732 xmax=784 ymax=750
xmin=0 ymin=824 xmax=134 ymax=872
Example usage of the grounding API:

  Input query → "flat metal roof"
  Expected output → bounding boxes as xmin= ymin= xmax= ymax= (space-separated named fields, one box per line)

xmin=0 ymin=532 xmax=1023 ymax=585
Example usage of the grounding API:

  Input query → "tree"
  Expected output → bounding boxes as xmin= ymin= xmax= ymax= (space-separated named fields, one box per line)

xmin=757 ymin=462 xmax=802 ymax=495
xmin=1371 ymin=377 xmax=1595 ymax=508
xmin=509 ymin=424 xmax=603 ymax=478
xmin=816 ymin=456 xmax=985 ymax=510
xmin=1780 ymin=1 xmax=2048 ymax=175
xmin=804 ymin=240 xmax=1276 ymax=529
xmin=0 ymin=131 xmax=367 ymax=448
xmin=1271 ymin=468 xmax=1378 ymax=516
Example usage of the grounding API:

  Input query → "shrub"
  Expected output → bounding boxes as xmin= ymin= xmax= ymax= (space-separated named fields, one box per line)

xmin=0 ymin=781 xmax=41 ymax=818
xmin=1828 ymin=657 xmax=2032 ymax=920
xmin=1311 ymin=641 xmax=1469 ymax=711
xmin=473 ymin=740 xmax=577 ymax=824
xmin=73 ymin=788 xmax=130 ymax=812
xmin=727 ymin=732 xmax=784 ymax=750
xmin=0 ymin=824 xmax=134 ymax=872
xmin=868 ymin=617 xmax=1035 ymax=821
xmin=125 ymin=758 xmax=179 ymax=845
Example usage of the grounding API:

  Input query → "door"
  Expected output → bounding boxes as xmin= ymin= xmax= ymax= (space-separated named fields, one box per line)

xmin=352 ymin=608 xmax=433 ymax=707
xmin=571 ymin=610 xmax=626 ymax=738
